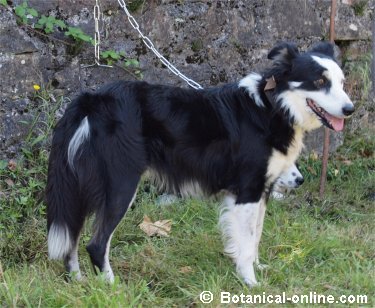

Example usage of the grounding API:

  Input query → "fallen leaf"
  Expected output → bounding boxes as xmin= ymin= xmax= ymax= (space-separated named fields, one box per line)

xmin=139 ymin=215 xmax=172 ymax=237
xmin=5 ymin=178 xmax=14 ymax=187
xmin=307 ymin=166 xmax=317 ymax=176
xmin=353 ymin=251 xmax=364 ymax=260
xmin=8 ymin=160 xmax=17 ymax=171
xmin=342 ymin=160 xmax=352 ymax=165
xmin=361 ymin=149 xmax=373 ymax=158
xmin=310 ymin=151 xmax=319 ymax=161
xmin=179 ymin=266 xmax=193 ymax=274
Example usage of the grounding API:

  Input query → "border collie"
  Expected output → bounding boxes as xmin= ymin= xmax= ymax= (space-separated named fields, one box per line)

xmin=272 ymin=163 xmax=304 ymax=199
xmin=46 ymin=42 xmax=354 ymax=286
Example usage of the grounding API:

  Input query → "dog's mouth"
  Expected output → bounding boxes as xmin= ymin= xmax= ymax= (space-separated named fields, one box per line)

xmin=306 ymin=99 xmax=344 ymax=131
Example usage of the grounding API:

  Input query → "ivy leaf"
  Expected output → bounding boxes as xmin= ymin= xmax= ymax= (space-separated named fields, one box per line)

xmin=45 ymin=21 xmax=54 ymax=33
xmin=15 ymin=6 xmax=26 ymax=18
xmin=101 ymin=51 xmax=109 ymax=59
xmin=54 ymin=19 xmax=66 ymax=29
xmin=125 ymin=59 xmax=139 ymax=67
xmin=27 ymin=8 xmax=38 ymax=17
xmin=37 ymin=15 xmax=47 ymax=25
xmin=79 ymin=33 xmax=92 ymax=42
xmin=108 ymin=51 xmax=121 ymax=59
xmin=0 ymin=0 xmax=8 ymax=7
xmin=47 ymin=15 xmax=56 ymax=22
xmin=65 ymin=27 xmax=92 ymax=43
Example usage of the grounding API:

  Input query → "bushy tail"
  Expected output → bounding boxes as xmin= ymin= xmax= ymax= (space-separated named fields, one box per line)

xmin=48 ymin=222 xmax=73 ymax=260
xmin=46 ymin=110 xmax=92 ymax=260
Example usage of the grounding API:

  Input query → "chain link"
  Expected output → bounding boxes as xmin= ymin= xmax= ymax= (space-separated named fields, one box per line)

xmin=91 ymin=0 xmax=113 ymax=68
xmin=94 ymin=0 xmax=101 ymax=65
xmin=114 ymin=0 xmax=203 ymax=89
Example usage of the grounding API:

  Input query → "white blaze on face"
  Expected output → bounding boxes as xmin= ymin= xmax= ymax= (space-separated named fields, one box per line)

xmin=309 ymin=56 xmax=353 ymax=118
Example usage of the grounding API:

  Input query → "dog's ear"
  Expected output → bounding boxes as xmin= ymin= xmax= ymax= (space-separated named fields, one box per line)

xmin=310 ymin=42 xmax=335 ymax=58
xmin=268 ymin=42 xmax=299 ymax=64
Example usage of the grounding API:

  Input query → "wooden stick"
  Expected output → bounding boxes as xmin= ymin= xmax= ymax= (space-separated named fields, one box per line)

xmin=372 ymin=7 xmax=375 ymax=97
xmin=319 ymin=0 xmax=337 ymax=198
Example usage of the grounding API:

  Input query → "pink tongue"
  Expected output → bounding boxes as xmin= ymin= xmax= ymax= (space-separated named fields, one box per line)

xmin=325 ymin=114 xmax=344 ymax=131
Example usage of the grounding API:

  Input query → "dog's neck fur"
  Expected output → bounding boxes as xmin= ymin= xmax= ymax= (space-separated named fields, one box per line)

xmin=240 ymin=72 xmax=323 ymax=133
xmin=239 ymin=73 xmax=308 ymax=184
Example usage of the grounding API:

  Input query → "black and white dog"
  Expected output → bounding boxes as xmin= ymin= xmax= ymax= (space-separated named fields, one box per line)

xmin=46 ymin=42 xmax=354 ymax=286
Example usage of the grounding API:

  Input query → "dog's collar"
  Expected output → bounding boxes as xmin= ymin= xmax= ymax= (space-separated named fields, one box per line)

xmin=264 ymin=76 xmax=277 ymax=107
xmin=264 ymin=76 xmax=276 ymax=91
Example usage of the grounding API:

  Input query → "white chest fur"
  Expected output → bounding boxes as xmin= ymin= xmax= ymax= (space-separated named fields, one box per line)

xmin=266 ymin=127 xmax=304 ymax=185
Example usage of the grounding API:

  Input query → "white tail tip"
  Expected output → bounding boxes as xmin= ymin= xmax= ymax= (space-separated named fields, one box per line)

xmin=48 ymin=223 xmax=72 ymax=260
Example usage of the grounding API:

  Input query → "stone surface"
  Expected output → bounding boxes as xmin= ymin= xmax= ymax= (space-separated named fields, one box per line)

xmin=0 ymin=0 xmax=373 ymax=158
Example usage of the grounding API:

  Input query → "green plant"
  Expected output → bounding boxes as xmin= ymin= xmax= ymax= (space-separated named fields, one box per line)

xmin=352 ymin=0 xmax=368 ymax=16
xmin=101 ymin=50 xmax=142 ymax=78
xmin=345 ymin=53 xmax=372 ymax=101
xmin=8 ymin=1 xmax=143 ymax=78
xmin=0 ymin=0 xmax=8 ymax=7
xmin=101 ymin=50 xmax=123 ymax=65
xmin=65 ymin=26 xmax=93 ymax=43
xmin=11 ymin=1 xmax=93 ymax=45
xmin=127 ymin=0 xmax=146 ymax=12
xmin=35 ymin=15 xmax=67 ymax=34
xmin=191 ymin=39 xmax=203 ymax=52
xmin=0 ymin=87 xmax=65 ymax=264
xmin=14 ymin=1 xmax=38 ymax=24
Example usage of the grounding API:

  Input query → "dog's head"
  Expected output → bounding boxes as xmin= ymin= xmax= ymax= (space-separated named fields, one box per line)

xmin=275 ymin=163 xmax=304 ymax=190
xmin=272 ymin=164 xmax=304 ymax=200
xmin=268 ymin=42 xmax=354 ymax=132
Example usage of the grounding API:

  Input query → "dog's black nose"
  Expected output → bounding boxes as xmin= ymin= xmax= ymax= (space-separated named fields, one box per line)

xmin=342 ymin=104 xmax=354 ymax=116
xmin=295 ymin=177 xmax=304 ymax=186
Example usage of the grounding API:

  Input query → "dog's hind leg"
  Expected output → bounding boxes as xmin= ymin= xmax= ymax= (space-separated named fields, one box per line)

xmin=86 ymin=170 xmax=140 ymax=283
xmin=64 ymin=237 xmax=82 ymax=280
xmin=219 ymin=194 xmax=261 ymax=287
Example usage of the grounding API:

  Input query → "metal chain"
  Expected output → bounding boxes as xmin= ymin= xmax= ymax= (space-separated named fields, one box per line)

xmin=92 ymin=0 xmax=113 ymax=68
xmin=94 ymin=0 xmax=101 ymax=65
xmin=115 ymin=0 xmax=203 ymax=89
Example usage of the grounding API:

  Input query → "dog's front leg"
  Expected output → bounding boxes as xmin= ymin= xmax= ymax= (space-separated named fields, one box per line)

xmin=219 ymin=194 xmax=261 ymax=287
xmin=255 ymin=198 xmax=268 ymax=270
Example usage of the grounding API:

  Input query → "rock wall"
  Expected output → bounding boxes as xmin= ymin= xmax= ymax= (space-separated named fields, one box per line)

xmin=0 ymin=0 xmax=373 ymax=158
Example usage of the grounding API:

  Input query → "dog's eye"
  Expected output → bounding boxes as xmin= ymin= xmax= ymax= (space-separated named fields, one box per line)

xmin=314 ymin=78 xmax=326 ymax=88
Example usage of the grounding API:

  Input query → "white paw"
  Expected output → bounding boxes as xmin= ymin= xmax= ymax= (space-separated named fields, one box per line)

xmin=105 ymin=269 xmax=115 ymax=283
xmin=156 ymin=194 xmax=178 ymax=205
xmin=237 ymin=263 xmax=258 ymax=288
xmin=255 ymin=263 xmax=269 ymax=270
xmin=243 ymin=277 xmax=259 ymax=288
xmin=271 ymin=191 xmax=285 ymax=200
xmin=69 ymin=270 xmax=83 ymax=281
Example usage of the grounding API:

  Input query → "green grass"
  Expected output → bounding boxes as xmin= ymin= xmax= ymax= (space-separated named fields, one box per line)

xmin=1 ymin=128 xmax=374 ymax=307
